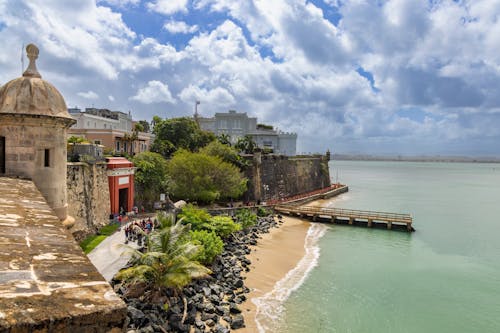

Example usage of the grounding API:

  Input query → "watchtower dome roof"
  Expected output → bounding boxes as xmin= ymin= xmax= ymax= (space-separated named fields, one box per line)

xmin=0 ymin=44 xmax=73 ymax=121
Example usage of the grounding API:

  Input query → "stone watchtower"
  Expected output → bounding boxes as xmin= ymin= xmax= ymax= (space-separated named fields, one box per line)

xmin=0 ymin=44 xmax=76 ymax=225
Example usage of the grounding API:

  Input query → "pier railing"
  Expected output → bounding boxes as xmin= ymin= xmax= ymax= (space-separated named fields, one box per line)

xmin=275 ymin=204 xmax=414 ymax=231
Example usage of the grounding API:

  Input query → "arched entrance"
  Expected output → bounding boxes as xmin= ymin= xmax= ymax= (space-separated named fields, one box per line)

xmin=0 ymin=136 xmax=5 ymax=174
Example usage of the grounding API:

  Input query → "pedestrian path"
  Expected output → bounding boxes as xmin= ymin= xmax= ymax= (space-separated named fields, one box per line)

xmin=87 ymin=225 xmax=139 ymax=281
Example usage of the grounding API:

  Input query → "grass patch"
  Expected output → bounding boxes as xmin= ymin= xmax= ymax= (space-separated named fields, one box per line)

xmin=80 ymin=235 xmax=107 ymax=254
xmin=98 ymin=223 xmax=120 ymax=236
xmin=79 ymin=222 xmax=121 ymax=254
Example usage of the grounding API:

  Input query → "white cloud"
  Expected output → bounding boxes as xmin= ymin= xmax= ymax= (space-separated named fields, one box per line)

xmin=163 ymin=20 xmax=198 ymax=34
xmin=3 ymin=0 xmax=500 ymax=155
xmin=179 ymin=85 xmax=235 ymax=113
xmin=98 ymin=0 xmax=140 ymax=7
xmin=77 ymin=90 xmax=99 ymax=99
xmin=130 ymin=80 xmax=175 ymax=104
xmin=147 ymin=0 xmax=188 ymax=15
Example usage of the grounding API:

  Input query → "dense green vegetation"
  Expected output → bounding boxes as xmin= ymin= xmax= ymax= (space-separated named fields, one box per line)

xmin=151 ymin=117 xmax=215 ymax=158
xmin=115 ymin=206 xmax=260 ymax=318
xmin=132 ymin=151 xmax=169 ymax=208
xmin=167 ymin=149 xmax=247 ymax=203
xmin=189 ymin=230 xmax=224 ymax=265
xmin=234 ymin=135 xmax=257 ymax=154
xmin=200 ymin=141 xmax=248 ymax=168
xmin=178 ymin=204 xmax=241 ymax=237
xmin=235 ymin=209 xmax=258 ymax=229
xmin=116 ymin=219 xmax=211 ymax=304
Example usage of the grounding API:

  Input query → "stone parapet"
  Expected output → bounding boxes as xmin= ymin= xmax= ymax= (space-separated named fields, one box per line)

xmin=0 ymin=177 xmax=126 ymax=332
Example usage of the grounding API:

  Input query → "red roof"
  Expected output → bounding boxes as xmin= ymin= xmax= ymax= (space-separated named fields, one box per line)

xmin=106 ymin=157 xmax=133 ymax=169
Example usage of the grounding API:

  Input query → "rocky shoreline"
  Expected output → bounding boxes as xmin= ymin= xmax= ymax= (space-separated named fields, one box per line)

xmin=112 ymin=215 xmax=280 ymax=333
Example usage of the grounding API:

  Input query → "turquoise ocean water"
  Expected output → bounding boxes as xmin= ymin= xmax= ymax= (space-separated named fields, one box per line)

xmin=254 ymin=161 xmax=500 ymax=333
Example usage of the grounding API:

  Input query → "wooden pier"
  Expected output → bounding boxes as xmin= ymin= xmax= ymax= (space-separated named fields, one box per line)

xmin=274 ymin=204 xmax=414 ymax=232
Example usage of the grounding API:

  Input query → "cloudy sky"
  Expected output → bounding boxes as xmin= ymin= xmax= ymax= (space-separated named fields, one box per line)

xmin=1 ymin=0 xmax=500 ymax=156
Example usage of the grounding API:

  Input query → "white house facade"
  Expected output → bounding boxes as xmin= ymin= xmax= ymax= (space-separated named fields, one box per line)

xmin=198 ymin=110 xmax=297 ymax=156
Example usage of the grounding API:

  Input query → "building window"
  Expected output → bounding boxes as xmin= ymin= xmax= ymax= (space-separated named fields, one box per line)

xmin=104 ymin=124 xmax=107 ymax=129
xmin=94 ymin=140 xmax=101 ymax=145
xmin=263 ymin=141 xmax=273 ymax=147
xmin=123 ymin=142 xmax=127 ymax=152
xmin=116 ymin=141 xmax=120 ymax=151
xmin=220 ymin=119 xmax=227 ymax=129
xmin=44 ymin=149 xmax=50 ymax=167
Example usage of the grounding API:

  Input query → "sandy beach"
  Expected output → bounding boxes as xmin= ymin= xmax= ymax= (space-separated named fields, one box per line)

xmin=238 ymin=216 xmax=311 ymax=333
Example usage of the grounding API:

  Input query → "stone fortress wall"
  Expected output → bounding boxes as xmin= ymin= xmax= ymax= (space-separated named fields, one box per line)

xmin=67 ymin=162 xmax=111 ymax=241
xmin=244 ymin=152 xmax=331 ymax=202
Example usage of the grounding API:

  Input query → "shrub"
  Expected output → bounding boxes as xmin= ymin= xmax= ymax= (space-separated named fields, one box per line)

xmin=209 ymin=215 xmax=241 ymax=237
xmin=190 ymin=230 xmax=224 ymax=265
xmin=179 ymin=205 xmax=241 ymax=237
xmin=257 ymin=206 xmax=272 ymax=217
xmin=178 ymin=204 xmax=213 ymax=230
xmin=235 ymin=209 xmax=257 ymax=229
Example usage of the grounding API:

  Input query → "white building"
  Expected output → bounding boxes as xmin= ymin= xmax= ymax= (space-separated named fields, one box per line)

xmin=68 ymin=107 xmax=154 ymax=155
xmin=198 ymin=110 xmax=297 ymax=156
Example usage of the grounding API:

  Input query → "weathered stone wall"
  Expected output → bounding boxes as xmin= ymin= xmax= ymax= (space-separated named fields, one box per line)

xmin=0 ymin=177 xmax=126 ymax=332
xmin=244 ymin=153 xmax=331 ymax=202
xmin=67 ymin=162 xmax=111 ymax=241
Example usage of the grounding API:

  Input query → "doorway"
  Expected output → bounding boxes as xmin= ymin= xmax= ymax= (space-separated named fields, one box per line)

xmin=118 ymin=188 xmax=129 ymax=213
xmin=0 ymin=136 xmax=5 ymax=174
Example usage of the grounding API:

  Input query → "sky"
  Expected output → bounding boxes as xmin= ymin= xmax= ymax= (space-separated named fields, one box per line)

xmin=1 ymin=0 xmax=500 ymax=156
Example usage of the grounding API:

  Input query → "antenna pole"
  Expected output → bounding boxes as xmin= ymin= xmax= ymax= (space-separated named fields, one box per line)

xmin=21 ymin=43 xmax=25 ymax=74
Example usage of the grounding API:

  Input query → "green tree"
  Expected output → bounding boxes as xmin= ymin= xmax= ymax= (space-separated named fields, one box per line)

xmin=138 ymin=120 xmax=150 ymax=133
xmin=151 ymin=117 xmax=215 ymax=158
xmin=116 ymin=220 xmax=210 ymax=320
xmin=200 ymin=140 xmax=247 ymax=168
xmin=67 ymin=135 xmax=89 ymax=144
xmin=132 ymin=152 xmax=169 ymax=209
xmin=167 ymin=149 xmax=247 ymax=203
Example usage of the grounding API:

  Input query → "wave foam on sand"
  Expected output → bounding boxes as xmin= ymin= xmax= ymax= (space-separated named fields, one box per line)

xmin=252 ymin=223 xmax=328 ymax=332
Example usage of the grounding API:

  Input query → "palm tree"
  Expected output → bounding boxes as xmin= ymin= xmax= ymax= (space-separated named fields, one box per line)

xmin=116 ymin=215 xmax=211 ymax=321
xmin=235 ymin=135 xmax=256 ymax=154
xmin=217 ymin=133 xmax=231 ymax=146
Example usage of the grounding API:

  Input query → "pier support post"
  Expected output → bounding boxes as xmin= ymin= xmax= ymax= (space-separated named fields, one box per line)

xmin=368 ymin=219 xmax=372 ymax=228
xmin=312 ymin=215 xmax=317 ymax=222
xmin=387 ymin=221 xmax=392 ymax=230
xmin=331 ymin=216 xmax=336 ymax=223
xmin=349 ymin=217 xmax=354 ymax=225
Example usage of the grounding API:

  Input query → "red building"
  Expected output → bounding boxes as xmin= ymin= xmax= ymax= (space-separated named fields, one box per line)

xmin=107 ymin=157 xmax=135 ymax=215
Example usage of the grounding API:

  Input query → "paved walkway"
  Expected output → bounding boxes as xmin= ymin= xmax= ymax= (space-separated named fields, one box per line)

xmin=87 ymin=225 xmax=139 ymax=281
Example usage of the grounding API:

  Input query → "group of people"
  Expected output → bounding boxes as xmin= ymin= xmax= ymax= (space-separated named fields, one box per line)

xmin=124 ymin=217 xmax=159 ymax=247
